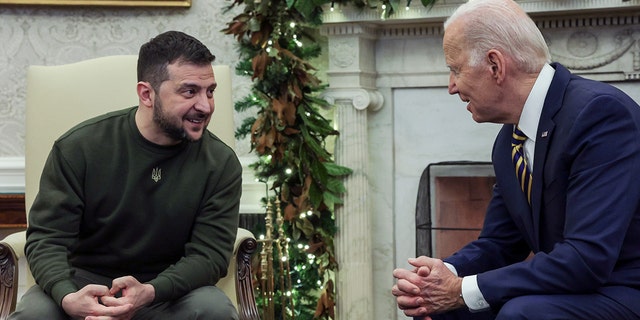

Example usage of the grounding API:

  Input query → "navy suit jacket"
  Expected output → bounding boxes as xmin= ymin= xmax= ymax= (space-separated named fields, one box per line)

xmin=443 ymin=63 xmax=640 ymax=315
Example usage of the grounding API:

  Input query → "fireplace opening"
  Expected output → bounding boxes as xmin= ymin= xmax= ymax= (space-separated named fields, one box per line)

xmin=415 ymin=161 xmax=495 ymax=258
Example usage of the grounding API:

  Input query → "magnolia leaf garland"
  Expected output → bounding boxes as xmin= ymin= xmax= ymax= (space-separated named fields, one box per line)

xmin=222 ymin=0 xmax=438 ymax=318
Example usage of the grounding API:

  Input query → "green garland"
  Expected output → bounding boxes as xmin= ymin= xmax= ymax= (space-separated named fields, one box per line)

xmin=222 ymin=0 xmax=437 ymax=318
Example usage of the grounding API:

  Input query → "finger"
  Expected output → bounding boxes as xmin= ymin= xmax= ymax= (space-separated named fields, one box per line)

xmin=82 ymin=284 xmax=111 ymax=297
xmin=100 ymin=296 xmax=129 ymax=307
xmin=396 ymin=296 xmax=428 ymax=316
xmin=391 ymin=284 xmax=414 ymax=297
xmin=408 ymin=256 xmax=436 ymax=267
xmin=396 ymin=294 xmax=423 ymax=309
xmin=393 ymin=267 xmax=419 ymax=280
xmin=395 ymin=279 xmax=421 ymax=295
xmin=394 ymin=267 xmax=428 ymax=286
xmin=402 ymin=306 xmax=429 ymax=318
xmin=110 ymin=277 xmax=132 ymax=295
xmin=416 ymin=266 xmax=431 ymax=277
xmin=93 ymin=303 xmax=134 ymax=317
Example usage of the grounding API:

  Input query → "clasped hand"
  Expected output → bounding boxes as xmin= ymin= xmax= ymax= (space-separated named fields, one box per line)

xmin=61 ymin=276 xmax=155 ymax=320
xmin=392 ymin=256 xmax=464 ymax=319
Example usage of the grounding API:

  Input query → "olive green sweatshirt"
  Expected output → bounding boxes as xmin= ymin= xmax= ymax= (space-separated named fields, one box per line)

xmin=25 ymin=107 xmax=242 ymax=306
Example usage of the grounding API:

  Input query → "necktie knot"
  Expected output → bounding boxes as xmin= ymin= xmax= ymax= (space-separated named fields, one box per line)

xmin=512 ymin=126 xmax=527 ymax=147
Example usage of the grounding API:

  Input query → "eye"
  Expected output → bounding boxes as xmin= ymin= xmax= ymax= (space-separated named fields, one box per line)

xmin=207 ymin=88 xmax=215 ymax=98
xmin=182 ymin=88 xmax=196 ymax=98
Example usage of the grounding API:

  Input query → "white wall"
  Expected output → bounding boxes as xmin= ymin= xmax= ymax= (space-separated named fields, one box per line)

xmin=0 ymin=1 xmax=252 ymax=158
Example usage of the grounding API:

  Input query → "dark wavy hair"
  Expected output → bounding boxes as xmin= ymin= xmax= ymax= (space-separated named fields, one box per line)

xmin=137 ymin=31 xmax=216 ymax=91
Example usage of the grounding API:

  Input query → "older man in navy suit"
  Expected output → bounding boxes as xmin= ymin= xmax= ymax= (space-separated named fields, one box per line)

xmin=392 ymin=0 xmax=640 ymax=319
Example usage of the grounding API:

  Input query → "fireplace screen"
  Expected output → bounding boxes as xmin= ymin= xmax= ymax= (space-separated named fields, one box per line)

xmin=415 ymin=161 xmax=495 ymax=258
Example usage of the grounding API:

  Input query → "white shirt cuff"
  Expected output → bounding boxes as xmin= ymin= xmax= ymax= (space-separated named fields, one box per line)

xmin=443 ymin=262 xmax=458 ymax=276
xmin=462 ymin=275 xmax=491 ymax=312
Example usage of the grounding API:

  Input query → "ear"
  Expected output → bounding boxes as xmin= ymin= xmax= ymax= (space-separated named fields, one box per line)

xmin=487 ymin=49 xmax=506 ymax=83
xmin=137 ymin=82 xmax=154 ymax=108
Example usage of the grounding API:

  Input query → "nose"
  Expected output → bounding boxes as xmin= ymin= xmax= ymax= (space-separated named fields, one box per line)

xmin=194 ymin=92 xmax=214 ymax=114
xmin=448 ymin=72 xmax=458 ymax=95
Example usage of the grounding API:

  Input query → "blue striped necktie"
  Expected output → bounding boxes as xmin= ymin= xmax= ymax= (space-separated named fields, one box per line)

xmin=512 ymin=126 xmax=532 ymax=204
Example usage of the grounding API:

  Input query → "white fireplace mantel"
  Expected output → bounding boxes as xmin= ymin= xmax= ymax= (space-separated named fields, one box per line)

xmin=320 ymin=1 xmax=640 ymax=319
xmin=323 ymin=0 xmax=640 ymax=25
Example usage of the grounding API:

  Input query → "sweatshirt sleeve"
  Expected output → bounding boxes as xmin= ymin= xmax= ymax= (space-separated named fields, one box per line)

xmin=25 ymin=144 xmax=84 ymax=306
xmin=147 ymin=150 xmax=242 ymax=302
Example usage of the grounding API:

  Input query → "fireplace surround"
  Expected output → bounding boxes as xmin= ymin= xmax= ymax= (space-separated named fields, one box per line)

xmin=415 ymin=161 xmax=494 ymax=259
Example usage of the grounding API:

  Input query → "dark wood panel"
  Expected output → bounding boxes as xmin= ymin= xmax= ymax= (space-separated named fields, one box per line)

xmin=0 ymin=194 xmax=262 ymax=231
xmin=0 ymin=194 xmax=26 ymax=228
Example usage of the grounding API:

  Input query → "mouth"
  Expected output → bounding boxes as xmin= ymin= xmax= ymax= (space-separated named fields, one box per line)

xmin=185 ymin=113 xmax=208 ymax=125
xmin=186 ymin=118 xmax=205 ymax=124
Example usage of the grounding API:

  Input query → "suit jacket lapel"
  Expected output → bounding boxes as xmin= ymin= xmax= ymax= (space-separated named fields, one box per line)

xmin=531 ymin=122 xmax=553 ymax=247
xmin=531 ymin=63 xmax=571 ymax=247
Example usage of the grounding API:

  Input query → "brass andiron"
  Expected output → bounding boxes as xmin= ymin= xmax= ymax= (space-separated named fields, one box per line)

xmin=259 ymin=200 xmax=275 ymax=319
xmin=259 ymin=197 xmax=294 ymax=319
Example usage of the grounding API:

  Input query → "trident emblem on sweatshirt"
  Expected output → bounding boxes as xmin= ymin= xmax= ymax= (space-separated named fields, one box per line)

xmin=151 ymin=167 xmax=162 ymax=182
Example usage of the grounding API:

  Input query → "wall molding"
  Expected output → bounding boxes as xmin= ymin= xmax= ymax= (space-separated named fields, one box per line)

xmin=322 ymin=0 xmax=640 ymax=25
xmin=0 ymin=157 xmax=25 ymax=194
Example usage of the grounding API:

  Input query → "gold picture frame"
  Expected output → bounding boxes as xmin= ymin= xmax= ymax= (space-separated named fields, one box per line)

xmin=0 ymin=0 xmax=191 ymax=7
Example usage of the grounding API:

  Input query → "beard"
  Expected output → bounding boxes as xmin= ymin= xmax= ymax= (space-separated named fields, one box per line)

xmin=152 ymin=97 xmax=196 ymax=142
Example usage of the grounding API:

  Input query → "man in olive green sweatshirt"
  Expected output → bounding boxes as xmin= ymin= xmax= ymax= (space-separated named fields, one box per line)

xmin=10 ymin=31 xmax=242 ymax=320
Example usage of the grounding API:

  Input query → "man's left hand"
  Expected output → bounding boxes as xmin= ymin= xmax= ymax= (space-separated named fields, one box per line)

xmin=88 ymin=276 xmax=156 ymax=320
xmin=392 ymin=256 xmax=464 ymax=317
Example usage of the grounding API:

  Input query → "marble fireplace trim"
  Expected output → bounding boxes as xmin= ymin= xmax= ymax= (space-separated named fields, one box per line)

xmin=322 ymin=11 xmax=640 ymax=87
xmin=322 ymin=0 xmax=640 ymax=25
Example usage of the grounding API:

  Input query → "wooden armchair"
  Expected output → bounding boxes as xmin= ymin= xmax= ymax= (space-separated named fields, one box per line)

xmin=0 ymin=55 xmax=260 ymax=320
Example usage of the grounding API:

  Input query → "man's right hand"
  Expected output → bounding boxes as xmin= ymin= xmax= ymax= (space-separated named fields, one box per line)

xmin=61 ymin=284 xmax=134 ymax=320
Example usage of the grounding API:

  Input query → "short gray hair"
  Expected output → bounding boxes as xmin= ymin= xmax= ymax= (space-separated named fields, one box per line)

xmin=444 ymin=0 xmax=551 ymax=73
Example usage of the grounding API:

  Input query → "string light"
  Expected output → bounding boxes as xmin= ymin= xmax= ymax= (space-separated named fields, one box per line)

xmin=330 ymin=1 xmax=334 ymax=11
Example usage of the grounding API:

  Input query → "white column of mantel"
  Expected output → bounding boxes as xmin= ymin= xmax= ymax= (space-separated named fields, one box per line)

xmin=323 ymin=89 xmax=383 ymax=320
xmin=320 ymin=23 xmax=383 ymax=320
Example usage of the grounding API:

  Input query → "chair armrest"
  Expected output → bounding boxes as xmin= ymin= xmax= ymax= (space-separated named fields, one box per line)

xmin=216 ymin=228 xmax=260 ymax=320
xmin=0 ymin=241 xmax=19 ymax=320
xmin=1 ymin=232 xmax=25 ymax=261
xmin=235 ymin=234 xmax=259 ymax=320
